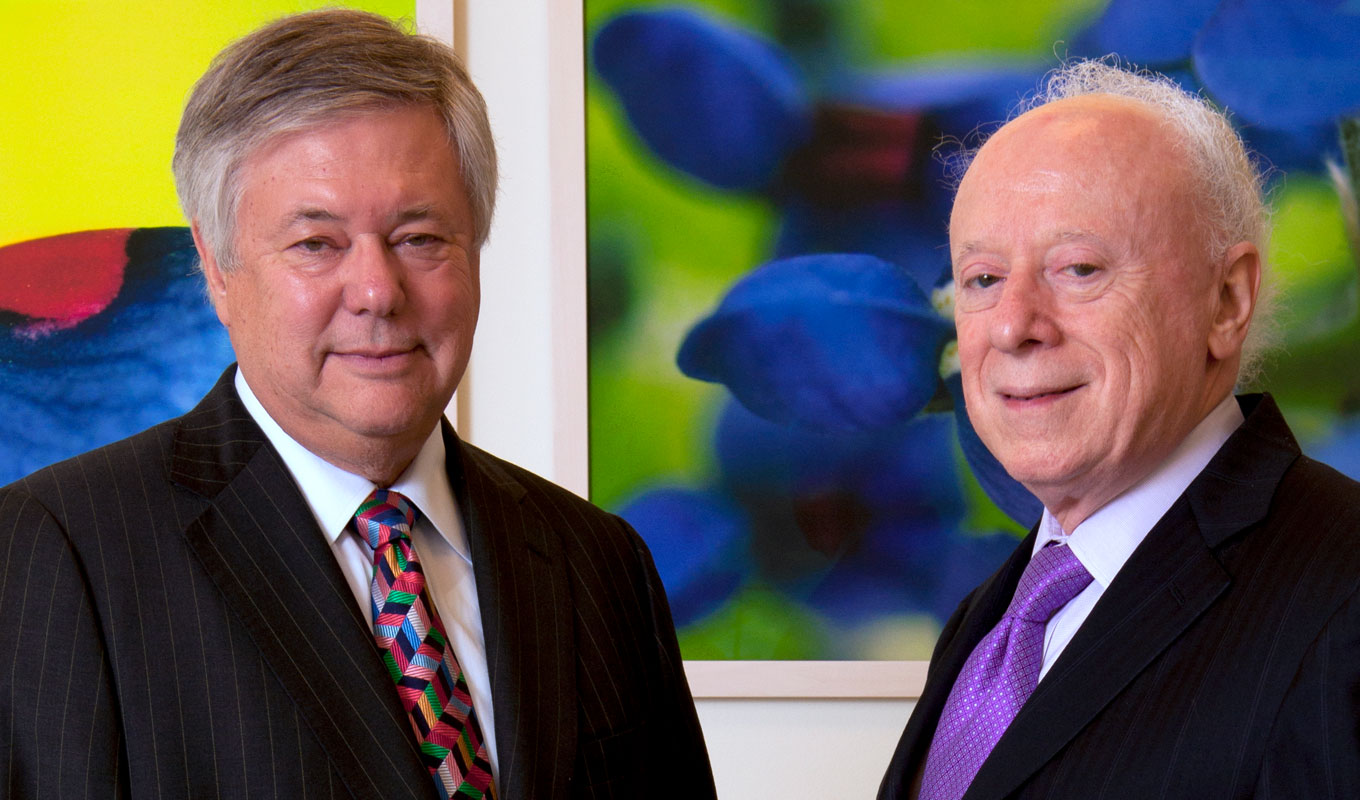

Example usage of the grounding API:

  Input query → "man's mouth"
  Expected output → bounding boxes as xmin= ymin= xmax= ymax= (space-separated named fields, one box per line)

xmin=999 ymin=384 xmax=1083 ymax=402
xmin=335 ymin=343 xmax=420 ymax=358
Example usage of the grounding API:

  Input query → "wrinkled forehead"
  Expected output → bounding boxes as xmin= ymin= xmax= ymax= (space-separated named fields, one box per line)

xmin=948 ymin=95 xmax=1208 ymax=264
xmin=965 ymin=95 xmax=1180 ymax=192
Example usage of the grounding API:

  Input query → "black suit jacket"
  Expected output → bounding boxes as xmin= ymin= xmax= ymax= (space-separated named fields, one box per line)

xmin=880 ymin=394 xmax=1360 ymax=799
xmin=0 ymin=368 xmax=715 ymax=799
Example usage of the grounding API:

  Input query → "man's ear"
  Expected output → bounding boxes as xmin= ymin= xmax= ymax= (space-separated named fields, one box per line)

xmin=1208 ymin=241 xmax=1261 ymax=362
xmin=192 ymin=222 xmax=232 ymax=328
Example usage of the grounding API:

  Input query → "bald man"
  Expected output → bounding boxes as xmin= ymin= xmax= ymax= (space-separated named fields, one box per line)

xmin=880 ymin=61 xmax=1360 ymax=800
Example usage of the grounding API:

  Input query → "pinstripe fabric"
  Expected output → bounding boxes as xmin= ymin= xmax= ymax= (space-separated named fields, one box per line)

xmin=879 ymin=394 xmax=1360 ymax=800
xmin=0 ymin=367 xmax=714 ymax=799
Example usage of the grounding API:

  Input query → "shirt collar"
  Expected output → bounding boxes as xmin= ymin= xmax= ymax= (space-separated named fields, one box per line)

xmin=234 ymin=368 xmax=469 ymax=563
xmin=1035 ymin=393 xmax=1244 ymax=588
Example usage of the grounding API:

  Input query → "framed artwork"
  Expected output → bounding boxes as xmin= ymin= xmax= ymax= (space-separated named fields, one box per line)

xmin=584 ymin=0 xmax=1360 ymax=676
xmin=0 ymin=0 xmax=415 ymax=486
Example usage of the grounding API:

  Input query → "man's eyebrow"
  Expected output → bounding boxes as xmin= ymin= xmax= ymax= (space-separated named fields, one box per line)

xmin=952 ymin=240 xmax=990 ymax=261
xmin=394 ymin=204 xmax=435 ymax=223
xmin=273 ymin=205 xmax=447 ymax=229
xmin=275 ymin=207 xmax=342 ymax=233
xmin=1054 ymin=229 xmax=1101 ymax=244
xmin=953 ymin=230 xmax=1103 ymax=258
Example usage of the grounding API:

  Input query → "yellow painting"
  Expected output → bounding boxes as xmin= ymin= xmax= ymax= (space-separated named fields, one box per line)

xmin=0 ymin=0 xmax=414 ymax=483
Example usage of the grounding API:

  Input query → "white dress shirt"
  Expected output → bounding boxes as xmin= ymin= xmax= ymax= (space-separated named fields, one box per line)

xmin=1032 ymin=393 xmax=1245 ymax=681
xmin=235 ymin=370 xmax=499 ymax=780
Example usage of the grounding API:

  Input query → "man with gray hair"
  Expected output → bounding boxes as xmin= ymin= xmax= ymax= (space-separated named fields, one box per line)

xmin=0 ymin=9 xmax=714 ymax=799
xmin=879 ymin=60 xmax=1360 ymax=799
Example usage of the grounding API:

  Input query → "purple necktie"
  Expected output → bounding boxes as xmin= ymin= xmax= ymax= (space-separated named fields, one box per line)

xmin=918 ymin=543 xmax=1093 ymax=800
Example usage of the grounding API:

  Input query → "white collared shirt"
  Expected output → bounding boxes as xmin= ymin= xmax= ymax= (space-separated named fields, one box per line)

xmin=234 ymin=369 xmax=499 ymax=780
xmin=1032 ymin=393 xmax=1245 ymax=681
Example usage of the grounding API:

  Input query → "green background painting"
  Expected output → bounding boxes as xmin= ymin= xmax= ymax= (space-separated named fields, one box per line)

xmin=585 ymin=0 xmax=1360 ymax=660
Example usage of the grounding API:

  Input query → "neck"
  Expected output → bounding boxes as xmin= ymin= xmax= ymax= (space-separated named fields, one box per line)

xmin=308 ymin=434 xmax=423 ymax=487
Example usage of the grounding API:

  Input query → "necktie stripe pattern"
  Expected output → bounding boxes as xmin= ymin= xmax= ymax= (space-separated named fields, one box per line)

xmin=918 ymin=543 xmax=1093 ymax=800
xmin=357 ymin=489 xmax=496 ymax=800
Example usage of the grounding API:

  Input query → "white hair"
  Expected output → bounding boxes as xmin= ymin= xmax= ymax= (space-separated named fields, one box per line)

xmin=957 ymin=58 xmax=1277 ymax=385
xmin=173 ymin=9 xmax=498 ymax=273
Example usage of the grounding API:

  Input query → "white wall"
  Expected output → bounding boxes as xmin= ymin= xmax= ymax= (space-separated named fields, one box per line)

xmin=446 ymin=2 xmax=920 ymax=796
xmin=698 ymin=698 xmax=915 ymax=798
xmin=444 ymin=0 xmax=589 ymax=496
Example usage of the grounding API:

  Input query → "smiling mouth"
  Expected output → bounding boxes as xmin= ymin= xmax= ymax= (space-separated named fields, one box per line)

xmin=1000 ymin=385 xmax=1082 ymax=402
xmin=330 ymin=348 xmax=423 ymax=372
xmin=344 ymin=350 xmax=410 ymax=359
xmin=335 ymin=345 xmax=419 ymax=359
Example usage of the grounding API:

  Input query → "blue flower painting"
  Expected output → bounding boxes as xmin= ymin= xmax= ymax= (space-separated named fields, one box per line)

xmin=0 ymin=229 xmax=234 ymax=485
xmin=587 ymin=0 xmax=1360 ymax=659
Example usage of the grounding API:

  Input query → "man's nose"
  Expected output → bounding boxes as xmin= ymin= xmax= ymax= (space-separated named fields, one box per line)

xmin=343 ymin=237 xmax=406 ymax=317
xmin=988 ymin=270 xmax=1059 ymax=352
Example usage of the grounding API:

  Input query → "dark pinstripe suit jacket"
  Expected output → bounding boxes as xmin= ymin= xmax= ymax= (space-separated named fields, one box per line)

xmin=1 ymin=368 xmax=715 ymax=799
xmin=880 ymin=393 xmax=1360 ymax=799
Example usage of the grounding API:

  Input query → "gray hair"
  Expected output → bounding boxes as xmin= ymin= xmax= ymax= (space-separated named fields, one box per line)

xmin=173 ymin=8 xmax=497 ymax=271
xmin=960 ymin=59 xmax=1276 ymax=385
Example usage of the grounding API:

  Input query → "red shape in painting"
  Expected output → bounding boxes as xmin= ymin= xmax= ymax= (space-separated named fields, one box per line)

xmin=0 ymin=229 xmax=131 ymax=325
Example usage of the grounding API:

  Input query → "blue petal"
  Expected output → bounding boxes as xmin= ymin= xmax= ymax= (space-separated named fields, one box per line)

xmin=774 ymin=199 xmax=953 ymax=292
xmin=806 ymin=519 xmax=948 ymax=623
xmin=1240 ymin=119 xmax=1342 ymax=173
xmin=944 ymin=374 xmax=1044 ymax=525
xmin=679 ymin=253 xmax=953 ymax=431
xmin=837 ymin=64 xmax=1043 ymax=139
xmin=806 ymin=521 xmax=1019 ymax=626
xmin=1305 ymin=415 xmax=1360 ymax=482
xmin=0 ymin=228 xmax=235 ymax=485
xmin=1194 ymin=0 xmax=1360 ymax=128
xmin=1070 ymin=0 xmax=1220 ymax=64
xmin=617 ymin=487 xmax=748 ymax=626
xmin=929 ymin=530 xmax=1022 ymax=621
xmin=714 ymin=400 xmax=964 ymax=523
xmin=593 ymin=9 xmax=812 ymax=190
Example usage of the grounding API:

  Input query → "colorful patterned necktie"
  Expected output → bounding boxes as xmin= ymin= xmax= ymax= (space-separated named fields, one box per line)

xmin=355 ymin=489 xmax=496 ymax=800
xmin=918 ymin=543 xmax=1092 ymax=800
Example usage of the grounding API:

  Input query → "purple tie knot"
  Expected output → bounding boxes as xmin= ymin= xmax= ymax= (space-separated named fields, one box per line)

xmin=1008 ymin=543 xmax=1093 ymax=624
xmin=918 ymin=543 xmax=1093 ymax=800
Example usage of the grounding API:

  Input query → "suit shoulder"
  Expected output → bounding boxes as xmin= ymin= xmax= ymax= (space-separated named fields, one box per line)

xmin=1278 ymin=454 xmax=1360 ymax=529
xmin=1 ymin=418 xmax=180 ymax=522
xmin=458 ymin=441 xmax=635 ymax=536
xmin=1245 ymin=453 xmax=1360 ymax=617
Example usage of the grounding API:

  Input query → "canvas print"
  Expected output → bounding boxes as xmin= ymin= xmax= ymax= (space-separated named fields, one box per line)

xmin=0 ymin=0 xmax=415 ymax=486
xmin=585 ymin=0 xmax=1360 ymax=659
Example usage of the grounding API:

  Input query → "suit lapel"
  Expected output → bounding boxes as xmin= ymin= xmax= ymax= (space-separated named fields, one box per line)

xmin=450 ymin=429 xmax=577 ymax=799
xmin=962 ymin=394 xmax=1300 ymax=800
xmin=964 ymin=501 xmax=1229 ymax=800
xmin=171 ymin=369 xmax=436 ymax=800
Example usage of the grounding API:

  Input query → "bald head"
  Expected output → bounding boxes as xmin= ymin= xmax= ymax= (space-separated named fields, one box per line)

xmin=949 ymin=91 xmax=1263 ymax=531
xmin=955 ymin=95 xmax=1203 ymax=267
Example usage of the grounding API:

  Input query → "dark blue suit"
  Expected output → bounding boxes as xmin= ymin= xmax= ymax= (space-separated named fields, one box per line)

xmin=881 ymin=394 xmax=1360 ymax=799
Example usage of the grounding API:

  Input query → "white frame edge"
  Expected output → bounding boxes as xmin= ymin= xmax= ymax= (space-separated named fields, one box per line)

xmin=686 ymin=661 xmax=928 ymax=699
xmin=442 ymin=0 xmax=930 ymax=700
xmin=447 ymin=0 xmax=589 ymax=499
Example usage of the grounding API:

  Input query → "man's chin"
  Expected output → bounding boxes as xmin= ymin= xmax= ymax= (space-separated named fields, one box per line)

xmin=990 ymin=446 xmax=1085 ymax=494
xmin=335 ymin=405 xmax=445 ymax=441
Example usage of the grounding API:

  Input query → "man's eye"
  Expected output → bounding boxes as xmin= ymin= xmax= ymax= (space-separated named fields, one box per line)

xmin=295 ymin=239 xmax=329 ymax=253
xmin=402 ymin=233 xmax=438 ymax=247
xmin=968 ymin=273 xmax=1002 ymax=289
xmin=1066 ymin=262 xmax=1100 ymax=278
